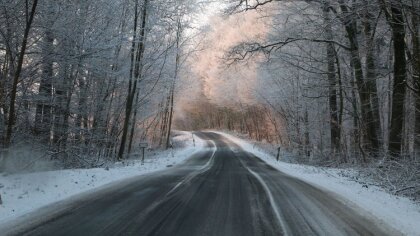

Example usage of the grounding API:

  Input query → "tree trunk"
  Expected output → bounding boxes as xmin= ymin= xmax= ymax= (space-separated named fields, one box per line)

xmin=127 ymin=87 xmax=141 ymax=155
xmin=53 ymin=63 xmax=73 ymax=151
xmin=5 ymin=0 xmax=39 ymax=147
xmin=165 ymin=85 xmax=175 ymax=149
xmin=35 ymin=29 xmax=54 ymax=142
xmin=165 ymin=19 xmax=182 ymax=149
xmin=362 ymin=0 xmax=382 ymax=149
xmin=323 ymin=2 xmax=340 ymax=153
xmin=118 ymin=0 xmax=148 ymax=160
xmin=412 ymin=1 xmax=420 ymax=148
xmin=339 ymin=1 xmax=379 ymax=156
xmin=387 ymin=2 xmax=407 ymax=156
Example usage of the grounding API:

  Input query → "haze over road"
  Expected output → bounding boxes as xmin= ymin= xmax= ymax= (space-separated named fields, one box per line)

xmin=4 ymin=132 xmax=397 ymax=236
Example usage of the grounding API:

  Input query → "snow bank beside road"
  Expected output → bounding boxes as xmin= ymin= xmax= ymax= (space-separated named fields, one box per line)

xmin=215 ymin=131 xmax=420 ymax=236
xmin=0 ymin=131 xmax=204 ymax=225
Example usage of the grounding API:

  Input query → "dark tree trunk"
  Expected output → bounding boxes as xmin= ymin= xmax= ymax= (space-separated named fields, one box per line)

xmin=362 ymin=1 xmax=382 ymax=149
xmin=118 ymin=0 xmax=148 ymax=160
xmin=127 ymin=88 xmax=141 ymax=155
xmin=323 ymin=2 xmax=340 ymax=153
xmin=412 ymin=1 xmax=420 ymax=148
xmin=339 ymin=1 xmax=380 ymax=156
xmin=5 ymin=0 xmax=39 ymax=147
xmin=387 ymin=2 xmax=407 ymax=155
xmin=166 ymin=85 xmax=175 ymax=149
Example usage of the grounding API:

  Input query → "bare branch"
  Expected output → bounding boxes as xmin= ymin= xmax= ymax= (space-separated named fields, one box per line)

xmin=226 ymin=37 xmax=350 ymax=64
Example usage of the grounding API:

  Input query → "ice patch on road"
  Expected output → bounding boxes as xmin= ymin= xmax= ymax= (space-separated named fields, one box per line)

xmin=0 ymin=131 xmax=205 ymax=225
xmin=215 ymin=131 xmax=420 ymax=236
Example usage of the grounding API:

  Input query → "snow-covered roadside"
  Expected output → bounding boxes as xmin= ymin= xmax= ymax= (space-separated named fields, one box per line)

xmin=215 ymin=131 xmax=420 ymax=236
xmin=0 ymin=131 xmax=205 ymax=225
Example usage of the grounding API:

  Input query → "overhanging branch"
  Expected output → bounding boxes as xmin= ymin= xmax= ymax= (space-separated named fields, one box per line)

xmin=226 ymin=37 xmax=351 ymax=63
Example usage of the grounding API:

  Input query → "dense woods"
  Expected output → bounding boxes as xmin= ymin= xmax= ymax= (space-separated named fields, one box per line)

xmin=0 ymin=0 xmax=195 ymax=168
xmin=211 ymin=0 xmax=420 ymax=165
xmin=1 ymin=0 xmax=419 ymax=228
xmin=0 ymin=0 xmax=419 ymax=197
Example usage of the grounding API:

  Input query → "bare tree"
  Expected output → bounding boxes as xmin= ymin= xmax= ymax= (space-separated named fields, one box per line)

xmin=5 ymin=0 xmax=39 ymax=147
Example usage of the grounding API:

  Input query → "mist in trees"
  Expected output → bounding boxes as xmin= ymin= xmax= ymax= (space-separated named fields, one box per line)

xmin=172 ymin=0 xmax=420 ymax=198
xmin=215 ymin=0 xmax=419 ymax=164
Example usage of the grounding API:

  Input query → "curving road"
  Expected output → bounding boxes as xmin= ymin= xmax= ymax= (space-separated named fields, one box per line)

xmin=3 ymin=132 xmax=398 ymax=236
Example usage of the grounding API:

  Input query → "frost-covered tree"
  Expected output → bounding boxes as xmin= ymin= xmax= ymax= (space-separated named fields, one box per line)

xmin=225 ymin=0 xmax=419 ymax=163
xmin=0 ymin=0 xmax=201 ymax=168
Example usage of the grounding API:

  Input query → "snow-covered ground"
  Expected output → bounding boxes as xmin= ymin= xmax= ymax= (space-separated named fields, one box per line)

xmin=0 ymin=131 xmax=205 ymax=225
xmin=215 ymin=131 xmax=420 ymax=236
xmin=1 ymin=130 xmax=419 ymax=235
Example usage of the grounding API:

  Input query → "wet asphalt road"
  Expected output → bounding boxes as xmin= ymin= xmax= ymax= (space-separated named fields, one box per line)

xmin=4 ymin=132 xmax=397 ymax=236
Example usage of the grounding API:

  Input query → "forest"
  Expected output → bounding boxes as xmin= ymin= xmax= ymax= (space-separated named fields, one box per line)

xmin=183 ymin=0 xmax=419 ymax=198
xmin=0 ymin=0 xmax=419 ymax=197
xmin=185 ymin=0 xmax=419 ymax=162
xmin=0 ymin=0 xmax=197 ymax=168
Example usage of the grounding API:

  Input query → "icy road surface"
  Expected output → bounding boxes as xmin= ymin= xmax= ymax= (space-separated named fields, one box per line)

xmin=2 ymin=132 xmax=400 ymax=236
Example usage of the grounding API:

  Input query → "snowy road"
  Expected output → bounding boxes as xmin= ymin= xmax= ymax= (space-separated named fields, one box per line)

xmin=4 ymin=132 xmax=398 ymax=236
